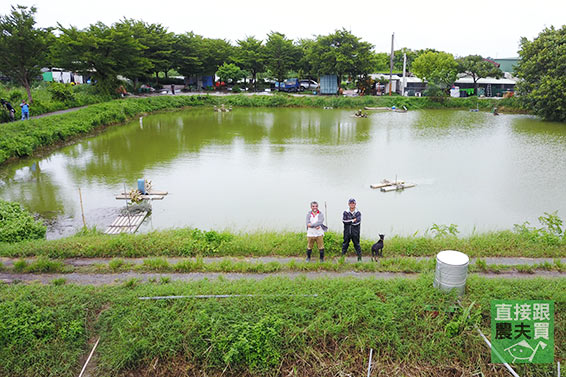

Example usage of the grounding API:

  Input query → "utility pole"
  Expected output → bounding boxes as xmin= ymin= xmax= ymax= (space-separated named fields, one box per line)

xmin=401 ymin=53 xmax=407 ymax=96
xmin=389 ymin=32 xmax=395 ymax=96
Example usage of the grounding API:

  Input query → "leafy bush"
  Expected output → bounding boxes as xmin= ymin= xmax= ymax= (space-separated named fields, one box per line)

xmin=46 ymin=82 xmax=76 ymax=103
xmin=513 ymin=211 xmax=565 ymax=245
xmin=0 ymin=200 xmax=46 ymax=243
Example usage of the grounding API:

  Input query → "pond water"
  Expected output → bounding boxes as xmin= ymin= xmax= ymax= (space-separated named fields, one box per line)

xmin=1 ymin=108 xmax=565 ymax=239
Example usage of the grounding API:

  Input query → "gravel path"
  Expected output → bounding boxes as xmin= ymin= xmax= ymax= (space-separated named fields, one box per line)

xmin=1 ymin=256 xmax=565 ymax=268
xmin=1 ymin=270 xmax=564 ymax=286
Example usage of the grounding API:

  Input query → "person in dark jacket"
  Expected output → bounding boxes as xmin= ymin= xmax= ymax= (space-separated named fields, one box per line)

xmin=342 ymin=198 xmax=362 ymax=261
xmin=1 ymin=99 xmax=15 ymax=121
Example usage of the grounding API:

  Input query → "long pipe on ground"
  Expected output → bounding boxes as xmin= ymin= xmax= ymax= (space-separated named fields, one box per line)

xmin=78 ymin=337 xmax=100 ymax=377
xmin=475 ymin=324 xmax=520 ymax=377
xmin=139 ymin=294 xmax=319 ymax=300
xmin=366 ymin=348 xmax=373 ymax=377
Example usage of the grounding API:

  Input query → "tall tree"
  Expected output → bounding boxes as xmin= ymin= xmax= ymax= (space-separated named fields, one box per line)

xmin=0 ymin=5 xmax=52 ymax=103
xmin=117 ymin=19 xmax=175 ymax=86
xmin=391 ymin=48 xmax=437 ymax=73
xmin=233 ymin=36 xmax=265 ymax=91
xmin=412 ymin=51 xmax=458 ymax=96
xmin=306 ymin=29 xmax=377 ymax=87
xmin=264 ymin=32 xmax=300 ymax=88
xmin=53 ymin=21 xmax=151 ymax=93
xmin=516 ymin=25 xmax=566 ymax=122
xmin=457 ymin=55 xmax=503 ymax=95
xmin=173 ymin=32 xmax=204 ymax=79
xmin=296 ymin=38 xmax=315 ymax=79
xmin=200 ymin=38 xmax=234 ymax=75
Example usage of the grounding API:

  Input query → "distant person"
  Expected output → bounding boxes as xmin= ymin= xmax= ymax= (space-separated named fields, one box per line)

xmin=1 ymin=99 xmax=15 ymax=121
xmin=20 ymin=100 xmax=29 ymax=120
xmin=306 ymin=201 xmax=327 ymax=262
xmin=171 ymin=84 xmax=175 ymax=95
xmin=342 ymin=198 xmax=363 ymax=261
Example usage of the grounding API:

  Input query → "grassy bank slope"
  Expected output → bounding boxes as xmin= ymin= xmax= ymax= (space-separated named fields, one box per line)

xmin=0 ymin=276 xmax=563 ymax=376
xmin=0 ymin=83 xmax=112 ymax=121
xmin=0 ymin=94 xmax=522 ymax=165
xmin=1 ymin=226 xmax=565 ymax=258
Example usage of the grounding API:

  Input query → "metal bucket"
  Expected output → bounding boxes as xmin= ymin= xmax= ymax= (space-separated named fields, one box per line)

xmin=433 ymin=250 xmax=469 ymax=295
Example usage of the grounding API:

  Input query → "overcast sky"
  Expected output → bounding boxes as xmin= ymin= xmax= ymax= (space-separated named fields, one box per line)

xmin=2 ymin=0 xmax=565 ymax=58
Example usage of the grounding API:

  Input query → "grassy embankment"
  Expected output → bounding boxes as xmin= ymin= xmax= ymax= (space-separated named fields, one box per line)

xmin=1 ymin=218 xmax=565 ymax=260
xmin=0 ymin=82 xmax=111 ymax=121
xmin=0 ymin=276 xmax=563 ymax=377
xmin=0 ymin=94 xmax=522 ymax=165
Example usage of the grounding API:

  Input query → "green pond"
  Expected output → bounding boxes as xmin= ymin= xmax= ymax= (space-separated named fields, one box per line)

xmin=1 ymin=107 xmax=566 ymax=239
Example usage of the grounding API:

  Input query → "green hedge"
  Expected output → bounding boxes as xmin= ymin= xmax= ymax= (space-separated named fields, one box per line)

xmin=0 ymin=200 xmax=46 ymax=243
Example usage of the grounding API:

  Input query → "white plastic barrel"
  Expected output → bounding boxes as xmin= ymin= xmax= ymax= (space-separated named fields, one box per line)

xmin=433 ymin=250 xmax=469 ymax=295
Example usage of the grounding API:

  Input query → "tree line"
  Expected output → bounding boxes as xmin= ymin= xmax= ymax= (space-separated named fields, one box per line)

xmin=1 ymin=5 xmax=564 ymax=122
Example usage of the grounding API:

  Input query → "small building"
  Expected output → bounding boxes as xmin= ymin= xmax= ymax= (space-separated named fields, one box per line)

xmin=493 ymin=58 xmax=519 ymax=74
xmin=453 ymin=76 xmax=517 ymax=97
xmin=320 ymin=75 xmax=338 ymax=95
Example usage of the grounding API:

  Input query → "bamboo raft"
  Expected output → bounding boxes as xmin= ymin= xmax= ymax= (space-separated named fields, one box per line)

xmin=115 ymin=190 xmax=168 ymax=201
xmin=105 ymin=210 xmax=149 ymax=235
xmin=380 ymin=183 xmax=416 ymax=192
xmin=364 ymin=106 xmax=408 ymax=113
xmin=370 ymin=179 xmax=416 ymax=192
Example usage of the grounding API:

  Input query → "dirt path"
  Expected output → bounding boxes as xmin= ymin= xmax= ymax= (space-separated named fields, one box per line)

xmin=30 ymin=105 xmax=91 ymax=119
xmin=1 ymin=256 xmax=564 ymax=268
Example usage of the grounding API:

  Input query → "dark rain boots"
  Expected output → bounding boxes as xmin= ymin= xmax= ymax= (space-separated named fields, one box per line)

xmin=306 ymin=249 xmax=312 ymax=262
xmin=319 ymin=249 xmax=325 ymax=262
xmin=356 ymin=250 xmax=362 ymax=262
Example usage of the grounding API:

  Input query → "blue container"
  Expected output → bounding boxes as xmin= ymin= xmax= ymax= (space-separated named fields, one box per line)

xmin=137 ymin=179 xmax=146 ymax=194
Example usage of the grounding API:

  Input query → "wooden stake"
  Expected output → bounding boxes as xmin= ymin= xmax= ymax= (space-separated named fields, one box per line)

xmin=78 ymin=188 xmax=86 ymax=228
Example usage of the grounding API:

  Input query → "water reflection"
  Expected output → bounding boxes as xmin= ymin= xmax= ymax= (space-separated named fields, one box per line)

xmin=64 ymin=109 xmax=371 ymax=184
xmin=0 ymin=159 xmax=67 ymax=218
xmin=0 ymin=108 xmax=565 ymax=238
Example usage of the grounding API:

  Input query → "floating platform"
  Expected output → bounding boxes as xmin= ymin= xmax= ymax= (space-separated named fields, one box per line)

xmin=380 ymin=183 xmax=416 ymax=192
xmin=105 ymin=210 xmax=149 ymax=235
xmin=364 ymin=106 xmax=389 ymax=111
xmin=370 ymin=179 xmax=416 ymax=192
xmin=115 ymin=190 xmax=168 ymax=201
xmin=370 ymin=179 xmax=404 ymax=189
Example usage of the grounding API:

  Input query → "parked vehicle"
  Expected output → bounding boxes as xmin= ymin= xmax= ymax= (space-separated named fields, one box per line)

xmin=275 ymin=78 xmax=302 ymax=92
xmin=299 ymin=79 xmax=318 ymax=90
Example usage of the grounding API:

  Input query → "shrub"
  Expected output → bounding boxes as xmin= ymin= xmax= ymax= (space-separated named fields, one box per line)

xmin=0 ymin=200 xmax=46 ymax=243
xmin=47 ymin=82 xmax=76 ymax=103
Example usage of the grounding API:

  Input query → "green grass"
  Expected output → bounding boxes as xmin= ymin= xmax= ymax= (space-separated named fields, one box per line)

xmin=1 ymin=227 xmax=564 ymax=259
xmin=0 ymin=276 xmax=563 ymax=376
xmin=10 ymin=256 xmax=68 ymax=273
xmin=3 ymin=256 xmax=566 ymax=275
xmin=0 ymin=94 xmax=522 ymax=165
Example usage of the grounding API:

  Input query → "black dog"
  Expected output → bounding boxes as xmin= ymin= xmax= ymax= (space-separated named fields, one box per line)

xmin=371 ymin=234 xmax=385 ymax=261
